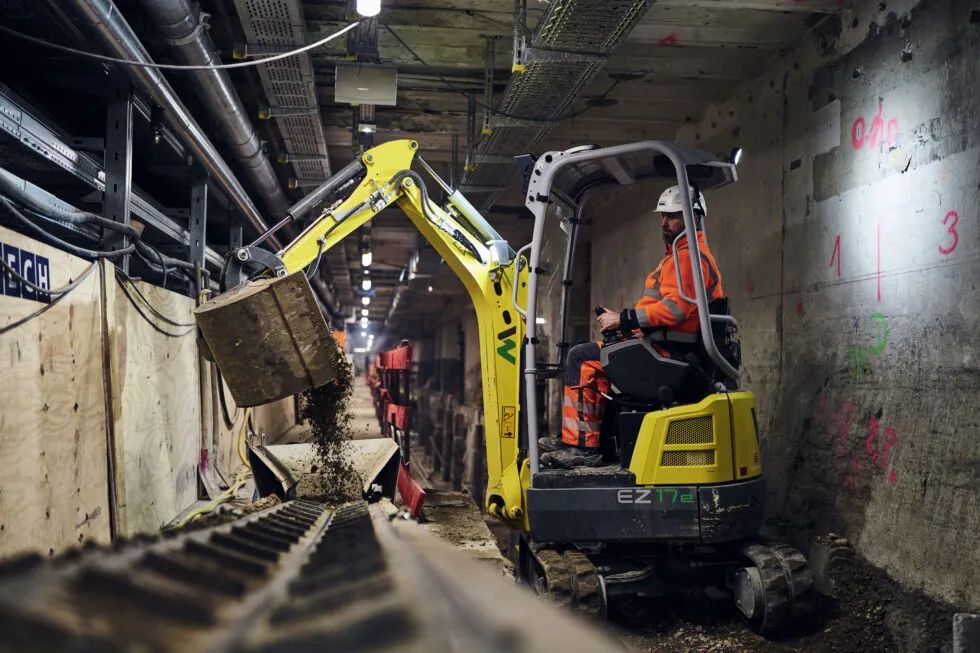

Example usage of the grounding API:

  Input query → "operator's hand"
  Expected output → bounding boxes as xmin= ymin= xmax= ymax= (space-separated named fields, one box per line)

xmin=597 ymin=309 xmax=620 ymax=332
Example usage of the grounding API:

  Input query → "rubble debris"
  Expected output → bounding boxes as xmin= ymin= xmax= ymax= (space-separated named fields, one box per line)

xmin=300 ymin=338 xmax=361 ymax=504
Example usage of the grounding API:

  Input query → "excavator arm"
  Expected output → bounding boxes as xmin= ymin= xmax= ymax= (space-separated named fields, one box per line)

xmin=203 ymin=139 xmax=530 ymax=527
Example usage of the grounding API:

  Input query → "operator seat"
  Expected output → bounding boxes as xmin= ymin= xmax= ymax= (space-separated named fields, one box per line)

xmin=598 ymin=298 xmax=740 ymax=408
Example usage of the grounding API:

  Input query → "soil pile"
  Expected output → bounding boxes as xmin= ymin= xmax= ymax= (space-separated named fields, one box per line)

xmin=300 ymin=337 xmax=361 ymax=504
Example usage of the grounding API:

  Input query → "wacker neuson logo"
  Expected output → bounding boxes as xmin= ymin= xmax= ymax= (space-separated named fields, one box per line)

xmin=2 ymin=241 xmax=51 ymax=304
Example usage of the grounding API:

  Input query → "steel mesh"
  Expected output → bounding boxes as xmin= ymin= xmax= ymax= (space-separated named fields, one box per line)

xmin=665 ymin=417 xmax=715 ymax=445
xmin=661 ymin=450 xmax=715 ymax=467
xmin=463 ymin=0 xmax=651 ymax=199
xmin=234 ymin=0 xmax=330 ymax=180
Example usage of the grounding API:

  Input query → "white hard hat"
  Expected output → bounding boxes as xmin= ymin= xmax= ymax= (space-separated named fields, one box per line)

xmin=657 ymin=185 xmax=707 ymax=218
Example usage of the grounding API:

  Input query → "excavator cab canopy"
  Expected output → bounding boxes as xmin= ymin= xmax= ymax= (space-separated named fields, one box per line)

xmin=519 ymin=141 xmax=739 ymax=477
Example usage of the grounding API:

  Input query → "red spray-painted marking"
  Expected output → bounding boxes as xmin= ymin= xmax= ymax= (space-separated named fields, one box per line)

xmin=851 ymin=101 xmax=899 ymax=150
xmin=658 ymin=34 xmax=679 ymax=46
xmin=835 ymin=402 xmax=857 ymax=463
xmin=864 ymin=417 xmax=880 ymax=461
xmin=939 ymin=210 xmax=960 ymax=255
xmin=844 ymin=457 xmax=863 ymax=494
xmin=829 ymin=234 xmax=842 ymax=277
xmin=864 ymin=418 xmax=900 ymax=480
xmin=796 ymin=300 xmax=806 ymax=316
xmin=815 ymin=396 xmax=901 ymax=489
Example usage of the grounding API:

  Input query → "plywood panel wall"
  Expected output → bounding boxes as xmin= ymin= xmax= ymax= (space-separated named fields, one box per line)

xmin=0 ymin=226 xmax=111 ymax=556
xmin=106 ymin=269 xmax=201 ymax=536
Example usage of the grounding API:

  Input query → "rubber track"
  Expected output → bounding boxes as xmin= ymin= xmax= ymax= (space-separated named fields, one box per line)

xmin=769 ymin=543 xmax=813 ymax=604
xmin=0 ymin=500 xmax=416 ymax=653
xmin=530 ymin=545 xmax=604 ymax=617
xmin=740 ymin=542 xmax=792 ymax=632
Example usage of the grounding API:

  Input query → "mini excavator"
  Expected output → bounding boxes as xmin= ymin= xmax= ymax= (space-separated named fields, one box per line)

xmin=195 ymin=139 xmax=812 ymax=632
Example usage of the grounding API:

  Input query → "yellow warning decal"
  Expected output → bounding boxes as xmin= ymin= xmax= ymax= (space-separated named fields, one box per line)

xmin=501 ymin=406 xmax=516 ymax=438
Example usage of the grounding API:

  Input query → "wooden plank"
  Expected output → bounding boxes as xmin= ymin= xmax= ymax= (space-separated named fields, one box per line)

xmin=0 ymin=225 xmax=111 ymax=556
xmin=107 ymin=267 xmax=201 ymax=535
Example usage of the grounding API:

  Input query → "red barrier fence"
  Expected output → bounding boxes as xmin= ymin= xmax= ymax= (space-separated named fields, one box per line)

xmin=368 ymin=342 xmax=425 ymax=517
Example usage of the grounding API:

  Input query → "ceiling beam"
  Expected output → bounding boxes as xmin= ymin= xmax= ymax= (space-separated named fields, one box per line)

xmin=649 ymin=0 xmax=847 ymax=12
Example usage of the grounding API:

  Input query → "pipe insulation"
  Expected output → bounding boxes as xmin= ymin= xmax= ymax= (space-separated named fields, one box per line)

xmin=137 ymin=0 xmax=289 ymax=216
xmin=62 ymin=0 xmax=277 ymax=246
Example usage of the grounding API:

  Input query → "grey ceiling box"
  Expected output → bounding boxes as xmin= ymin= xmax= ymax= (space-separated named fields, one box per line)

xmin=335 ymin=64 xmax=398 ymax=106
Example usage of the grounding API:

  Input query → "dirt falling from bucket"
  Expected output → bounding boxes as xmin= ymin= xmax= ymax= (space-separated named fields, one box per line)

xmin=300 ymin=337 xmax=361 ymax=504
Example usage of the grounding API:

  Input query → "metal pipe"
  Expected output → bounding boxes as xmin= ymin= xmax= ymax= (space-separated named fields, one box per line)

xmin=63 ymin=0 xmax=276 ymax=245
xmin=137 ymin=0 xmax=289 ymax=216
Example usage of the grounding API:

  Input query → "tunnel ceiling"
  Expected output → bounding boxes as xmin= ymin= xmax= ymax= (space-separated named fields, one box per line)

xmin=0 ymin=0 xmax=848 ymax=346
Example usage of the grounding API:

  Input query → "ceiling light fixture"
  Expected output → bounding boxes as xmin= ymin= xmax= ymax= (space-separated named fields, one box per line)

xmin=362 ymin=296 xmax=370 ymax=306
xmin=362 ymin=279 xmax=372 ymax=291
xmin=361 ymin=308 xmax=369 ymax=317
xmin=356 ymin=0 xmax=381 ymax=18
xmin=361 ymin=250 xmax=372 ymax=267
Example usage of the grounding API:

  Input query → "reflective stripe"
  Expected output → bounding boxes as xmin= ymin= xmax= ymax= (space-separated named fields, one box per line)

xmin=699 ymin=252 xmax=720 ymax=293
xmin=565 ymin=417 xmax=601 ymax=431
xmin=643 ymin=287 xmax=663 ymax=300
xmin=647 ymin=329 xmax=698 ymax=344
xmin=637 ymin=310 xmax=652 ymax=328
xmin=661 ymin=298 xmax=686 ymax=322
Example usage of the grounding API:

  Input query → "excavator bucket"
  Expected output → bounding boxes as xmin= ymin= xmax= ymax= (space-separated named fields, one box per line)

xmin=194 ymin=271 xmax=337 ymax=406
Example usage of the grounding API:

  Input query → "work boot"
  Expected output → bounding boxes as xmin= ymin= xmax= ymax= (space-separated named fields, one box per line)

xmin=537 ymin=436 xmax=564 ymax=453
xmin=541 ymin=445 xmax=604 ymax=469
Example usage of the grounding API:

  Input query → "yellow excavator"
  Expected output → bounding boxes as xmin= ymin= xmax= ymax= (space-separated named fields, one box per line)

xmin=195 ymin=139 xmax=811 ymax=632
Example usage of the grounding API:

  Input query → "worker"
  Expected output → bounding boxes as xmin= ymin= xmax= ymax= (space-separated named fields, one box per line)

xmin=540 ymin=185 xmax=724 ymax=469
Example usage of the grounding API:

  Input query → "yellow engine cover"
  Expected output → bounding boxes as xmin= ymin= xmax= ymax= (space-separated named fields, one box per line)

xmin=628 ymin=392 xmax=761 ymax=486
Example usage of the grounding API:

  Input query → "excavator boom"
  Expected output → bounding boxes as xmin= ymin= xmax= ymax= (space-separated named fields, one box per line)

xmin=195 ymin=140 xmax=530 ymax=525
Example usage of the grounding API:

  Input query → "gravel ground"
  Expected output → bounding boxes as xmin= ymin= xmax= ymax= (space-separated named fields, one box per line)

xmin=614 ymin=555 xmax=956 ymax=653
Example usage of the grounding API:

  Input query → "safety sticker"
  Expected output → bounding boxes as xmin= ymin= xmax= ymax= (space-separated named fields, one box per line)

xmin=501 ymin=406 xmax=516 ymax=438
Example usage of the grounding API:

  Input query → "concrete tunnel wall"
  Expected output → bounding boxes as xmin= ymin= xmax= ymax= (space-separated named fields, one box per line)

xmin=587 ymin=0 xmax=980 ymax=609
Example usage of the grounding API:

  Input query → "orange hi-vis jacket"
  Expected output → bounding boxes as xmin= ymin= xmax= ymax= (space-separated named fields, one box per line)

xmin=560 ymin=231 xmax=724 ymax=449
xmin=629 ymin=230 xmax=724 ymax=334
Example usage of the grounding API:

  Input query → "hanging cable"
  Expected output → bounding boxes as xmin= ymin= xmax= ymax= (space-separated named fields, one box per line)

xmin=0 ymin=22 xmax=359 ymax=71
xmin=0 ymin=261 xmax=99 ymax=336
xmin=1 ymin=196 xmax=135 ymax=259
xmin=238 ymin=408 xmax=253 ymax=469
xmin=115 ymin=278 xmax=194 ymax=337
xmin=168 ymin=468 xmax=251 ymax=529
xmin=115 ymin=271 xmax=195 ymax=327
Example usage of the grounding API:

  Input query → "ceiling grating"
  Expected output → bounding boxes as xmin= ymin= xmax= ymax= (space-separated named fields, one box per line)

xmin=462 ymin=0 xmax=652 ymax=207
xmin=233 ymin=0 xmax=331 ymax=183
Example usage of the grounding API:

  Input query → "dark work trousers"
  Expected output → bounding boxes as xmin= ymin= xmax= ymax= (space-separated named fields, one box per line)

xmin=564 ymin=342 xmax=601 ymax=386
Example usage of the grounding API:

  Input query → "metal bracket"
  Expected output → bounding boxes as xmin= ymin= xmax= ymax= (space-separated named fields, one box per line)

xmin=234 ymin=246 xmax=288 ymax=278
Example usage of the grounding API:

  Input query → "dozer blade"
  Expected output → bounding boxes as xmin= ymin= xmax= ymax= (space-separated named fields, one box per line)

xmin=194 ymin=271 xmax=337 ymax=407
